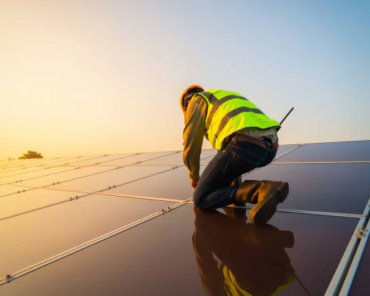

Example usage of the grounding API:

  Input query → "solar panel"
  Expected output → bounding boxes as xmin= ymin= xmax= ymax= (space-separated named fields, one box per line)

xmin=275 ymin=141 xmax=370 ymax=162
xmin=0 ymin=205 xmax=359 ymax=296
xmin=0 ymin=195 xmax=174 ymax=276
xmin=52 ymin=166 xmax=168 ymax=192
xmin=109 ymin=166 xmax=192 ymax=201
xmin=0 ymin=189 xmax=72 ymax=218
xmin=243 ymin=163 xmax=370 ymax=214
xmin=0 ymin=141 xmax=369 ymax=295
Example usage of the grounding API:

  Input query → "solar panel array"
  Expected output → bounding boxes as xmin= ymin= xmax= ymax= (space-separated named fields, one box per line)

xmin=0 ymin=141 xmax=369 ymax=296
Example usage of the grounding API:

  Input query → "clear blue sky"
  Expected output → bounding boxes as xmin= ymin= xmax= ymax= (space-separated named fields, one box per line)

xmin=1 ymin=0 xmax=369 ymax=158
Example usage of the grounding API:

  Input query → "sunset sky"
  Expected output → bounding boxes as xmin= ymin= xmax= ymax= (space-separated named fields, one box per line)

xmin=1 ymin=0 xmax=369 ymax=159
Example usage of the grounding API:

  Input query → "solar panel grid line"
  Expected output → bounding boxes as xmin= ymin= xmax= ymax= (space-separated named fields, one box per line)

xmin=0 ymin=166 xmax=62 ymax=181
xmin=0 ymin=161 xmax=188 ymax=221
xmin=0 ymin=151 xmax=179 ymax=198
xmin=0 ymin=144 xmax=296 ymax=182
xmin=36 ymin=153 xmax=139 ymax=168
xmin=324 ymin=198 xmax=370 ymax=296
xmin=2 ymin=182 xmax=366 ymax=221
xmin=0 ymin=151 xmax=215 ymax=222
xmin=0 ymin=158 xmax=74 ymax=175
xmin=0 ymin=167 xmax=83 ymax=186
xmin=10 ymin=153 xmax=140 ymax=170
xmin=0 ymin=157 xmax=55 ymax=169
xmin=0 ymin=199 xmax=71 ymax=222
xmin=0 ymin=154 xmax=125 ymax=180
xmin=0 ymin=145 xmax=303 ymax=220
xmin=0 ymin=153 xmax=140 ymax=185
xmin=0 ymin=160 xmax=40 ymax=171
xmin=340 ymin=215 xmax=370 ymax=295
xmin=0 ymin=187 xmax=37 ymax=198
xmin=0 ymin=198 xmax=192 ymax=286
xmin=0 ymin=153 xmax=129 ymax=173
xmin=0 ymin=156 xmax=87 ymax=171
xmin=95 ymin=192 xmax=188 ymax=203
xmin=0 ymin=156 xmax=88 ymax=177
xmin=40 ymin=152 xmax=180 ymax=188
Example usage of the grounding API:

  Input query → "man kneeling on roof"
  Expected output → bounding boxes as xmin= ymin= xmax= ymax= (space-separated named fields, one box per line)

xmin=181 ymin=85 xmax=289 ymax=225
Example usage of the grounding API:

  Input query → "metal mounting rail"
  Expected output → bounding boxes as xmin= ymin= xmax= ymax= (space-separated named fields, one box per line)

xmin=324 ymin=197 xmax=370 ymax=296
xmin=228 ymin=204 xmax=365 ymax=219
xmin=339 ymin=199 xmax=370 ymax=295
xmin=0 ymin=198 xmax=192 ymax=286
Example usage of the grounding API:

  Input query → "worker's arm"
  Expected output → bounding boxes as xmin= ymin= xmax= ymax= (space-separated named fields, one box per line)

xmin=183 ymin=96 xmax=207 ymax=187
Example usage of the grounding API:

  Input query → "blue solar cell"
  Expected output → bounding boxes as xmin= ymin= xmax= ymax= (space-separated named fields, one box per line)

xmin=244 ymin=163 xmax=370 ymax=214
xmin=276 ymin=141 xmax=370 ymax=162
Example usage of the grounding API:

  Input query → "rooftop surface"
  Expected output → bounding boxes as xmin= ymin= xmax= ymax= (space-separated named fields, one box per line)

xmin=0 ymin=141 xmax=369 ymax=295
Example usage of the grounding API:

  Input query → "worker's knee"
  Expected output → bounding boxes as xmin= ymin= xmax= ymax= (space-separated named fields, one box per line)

xmin=193 ymin=194 xmax=202 ymax=209
xmin=193 ymin=189 xmax=205 ymax=209
xmin=193 ymin=190 xmax=212 ymax=211
xmin=194 ymin=202 xmax=209 ymax=212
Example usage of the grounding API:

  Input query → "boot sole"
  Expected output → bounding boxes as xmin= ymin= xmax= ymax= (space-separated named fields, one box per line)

xmin=249 ymin=182 xmax=289 ymax=226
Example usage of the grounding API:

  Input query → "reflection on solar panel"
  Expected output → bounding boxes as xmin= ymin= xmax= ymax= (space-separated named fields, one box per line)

xmin=0 ymin=141 xmax=369 ymax=295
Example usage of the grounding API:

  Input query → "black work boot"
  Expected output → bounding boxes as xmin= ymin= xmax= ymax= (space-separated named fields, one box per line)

xmin=235 ymin=180 xmax=289 ymax=226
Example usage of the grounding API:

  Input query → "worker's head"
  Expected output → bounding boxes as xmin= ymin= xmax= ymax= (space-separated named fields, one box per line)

xmin=180 ymin=85 xmax=204 ymax=114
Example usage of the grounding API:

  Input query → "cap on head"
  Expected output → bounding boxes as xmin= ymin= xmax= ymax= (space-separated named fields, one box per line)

xmin=180 ymin=84 xmax=204 ymax=113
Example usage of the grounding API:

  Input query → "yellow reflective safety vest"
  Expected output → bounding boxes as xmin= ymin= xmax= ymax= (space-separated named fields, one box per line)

xmin=196 ymin=90 xmax=281 ymax=150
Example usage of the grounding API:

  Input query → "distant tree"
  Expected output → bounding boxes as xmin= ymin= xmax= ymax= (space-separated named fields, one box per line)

xmin=7 ymin=157 xmax=15 ymax=161
xmin=19 ymin=150 xmax=43 ymax=159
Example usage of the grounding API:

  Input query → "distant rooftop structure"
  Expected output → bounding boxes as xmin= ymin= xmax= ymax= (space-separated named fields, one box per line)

xmin=0 ymin=140 xmax=369 ymax=295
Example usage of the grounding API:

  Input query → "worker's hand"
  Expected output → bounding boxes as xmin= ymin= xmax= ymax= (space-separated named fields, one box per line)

xmin=190 ymin=177 xmax=199 ymax=189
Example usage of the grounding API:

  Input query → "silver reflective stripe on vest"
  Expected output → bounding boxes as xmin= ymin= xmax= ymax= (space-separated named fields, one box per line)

xmin=212 ymin=106 xmax=265 ymax=147
xmin=202 ymin=92 xmax=250 ymax=130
